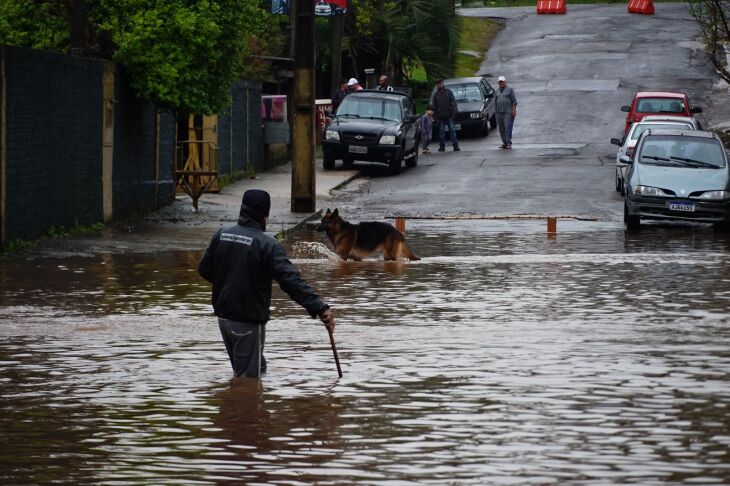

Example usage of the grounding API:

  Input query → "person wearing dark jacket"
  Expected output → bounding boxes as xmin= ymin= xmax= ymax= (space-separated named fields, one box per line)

xmin=198 ymin=189 xmax=336 ymax=377
xmin=431 ymin=80 xmax=460 ymax=152
xmin=331 ymin=79 xmax=348 ymax=112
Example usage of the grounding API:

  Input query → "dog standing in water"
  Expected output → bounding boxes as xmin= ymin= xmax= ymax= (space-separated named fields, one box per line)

xmin=316 ymin=209 xmax=420 ymax=261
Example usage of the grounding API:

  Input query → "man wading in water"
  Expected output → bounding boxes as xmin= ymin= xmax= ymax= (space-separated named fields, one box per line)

xmin=198 ymin=189 xmax=336 ymax=377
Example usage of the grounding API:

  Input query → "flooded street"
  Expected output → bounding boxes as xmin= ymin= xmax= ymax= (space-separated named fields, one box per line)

xmin=2 ymin=222 xmax=730 ymax=484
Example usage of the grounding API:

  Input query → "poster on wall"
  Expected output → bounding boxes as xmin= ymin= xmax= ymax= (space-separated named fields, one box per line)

xmin=314 ymin=0 xmax=347 ymax=16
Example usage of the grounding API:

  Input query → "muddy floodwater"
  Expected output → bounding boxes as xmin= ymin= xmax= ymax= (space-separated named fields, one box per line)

xmin=1 ymin=222 xmax=730 ymax=484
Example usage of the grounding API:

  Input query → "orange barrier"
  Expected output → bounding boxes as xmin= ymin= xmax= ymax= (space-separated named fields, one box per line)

xmin=628 ymin=0 xmax=654 ymax=15
xmin=537 ymin=0 xmax=567 ymax=14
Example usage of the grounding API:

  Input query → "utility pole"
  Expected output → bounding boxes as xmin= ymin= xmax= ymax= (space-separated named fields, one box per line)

xmin=330 ymin=14 xmax=345 ymax=95
xmin=291 ymin=0 xmax=316 ymax=212
xmin=68 ymin=0 xmax=88 ymax=56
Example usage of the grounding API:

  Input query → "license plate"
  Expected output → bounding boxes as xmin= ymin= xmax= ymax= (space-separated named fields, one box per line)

xmin=445 ymin=124 xmax=462 ymax=131
xmin=348 ymin=145 xmax=367 ymax=154
xmin=667 ymin=201 xmax=695 ymax=212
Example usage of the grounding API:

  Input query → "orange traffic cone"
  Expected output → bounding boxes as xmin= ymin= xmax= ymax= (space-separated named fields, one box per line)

xmin=628 ymin=0 xmax=654 ymax=15
xmin=537 ymin=0 xmax=567 ymax=14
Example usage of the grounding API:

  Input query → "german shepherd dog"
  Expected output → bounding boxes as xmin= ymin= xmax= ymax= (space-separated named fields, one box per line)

xmin=316 ymin=209 xmax=420 ymax=261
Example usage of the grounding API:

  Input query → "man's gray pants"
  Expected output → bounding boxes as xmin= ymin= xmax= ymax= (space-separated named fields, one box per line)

xmin=218 ymin=318 xmax=266 ymax=377
xmin=496 ymin=112 xmax=513 ymax=146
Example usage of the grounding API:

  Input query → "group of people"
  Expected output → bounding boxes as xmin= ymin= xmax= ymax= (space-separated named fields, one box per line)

xmin=422 ymin=75 xmax=518 ymax=154
xmin=332 ymin=73 xmax=518 ymax=153
xmin=331 ymin=74 xmax=394 ymax=111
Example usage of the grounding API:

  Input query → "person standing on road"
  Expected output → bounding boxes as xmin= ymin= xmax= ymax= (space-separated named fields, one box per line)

xmin=421 ymin=105 xmax=435 ymax=154
xmin=331 ymin=78 xmax=349 ymax=112
xmin=377 ymin=74 xmax=394 ymax=91
xmin=432 ymin=79 xmax=460 ymax=152
xmin=198 ymin=189 xmax=336 ymax=378
xmin=495 ymin=75 xmax=517 ymax=149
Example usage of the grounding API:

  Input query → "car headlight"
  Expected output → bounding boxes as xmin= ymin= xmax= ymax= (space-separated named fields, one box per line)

xmin=379 ymin=135 xmax=397 ymax=145
xmin=695 ymin=190 xmax=730 ymax=201
xmin=470 ymin=112 xmax=482 ymax=119
xmin=325 ymin=130 xmax=339 ymax=141
xmin=633 ymin=185 xmax=669 ymax=197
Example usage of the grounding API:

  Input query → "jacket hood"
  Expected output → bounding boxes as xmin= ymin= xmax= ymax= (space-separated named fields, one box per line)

xmin=238 ymin=205 xmax=266 ymax=231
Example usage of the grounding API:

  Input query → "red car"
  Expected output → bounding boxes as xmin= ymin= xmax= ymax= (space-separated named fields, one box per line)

xmin=621 ymin=91 xmax=702 ymax=135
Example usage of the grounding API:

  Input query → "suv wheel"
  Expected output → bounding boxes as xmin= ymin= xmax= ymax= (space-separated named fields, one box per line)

xmin=406 ymin=140 xmax=419 ymax=168
xmin=624 ymin=201 xmax=640 ymax=230
xmin=323 ymin=155 xmax=335 ymax=170
xmin=389 ymin=148 xmax=403 ymax=175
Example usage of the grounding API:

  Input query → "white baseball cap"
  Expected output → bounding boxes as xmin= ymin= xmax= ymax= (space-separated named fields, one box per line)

xmin=347 ymin=78 xmax=359 ymax=86
xmin=498 ymin=76 xmax=506 ymax=82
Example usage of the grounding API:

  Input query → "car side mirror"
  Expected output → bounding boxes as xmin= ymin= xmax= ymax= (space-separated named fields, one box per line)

xmin=485 ymin=92 xmax=494 ymax=99
xmin=405 ymin=114 xmax=419 ymax=123
xmin=610 ymin=138 xmax=622 ymax=146
xmin=619 ymin=155 xmax=631 ymax=164
xmin=324 ymin=109 xmax=334 ymax=117
xmin=621 ymin=106 xmax=630 ymax=112
xmin=692 ymin=106 xmax=703 ymax=113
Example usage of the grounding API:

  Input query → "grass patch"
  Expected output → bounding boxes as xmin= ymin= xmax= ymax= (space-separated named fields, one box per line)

xmin=1 ymin=221 xmax=107 ymax=256
xmin=456 ymin=17 xmax=503 ymax=77
xmin=218 ymin=170 xmax=255 ymax=190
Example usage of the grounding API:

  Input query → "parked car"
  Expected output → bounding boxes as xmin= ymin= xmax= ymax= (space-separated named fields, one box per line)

xmin=610 ymin=117 xmax=698 ymax=195
xmin=621 ymin=91 xmax=702 ymax=135
xmin=314 ymin=1 xmax=331 ymax=16
xmin=429 ymin=77 xmax=496 ymax=137
xmin=622 ymin=129 xmax=730 ymax=230
xmin=322 ymin=90 xmax=421 ymax=175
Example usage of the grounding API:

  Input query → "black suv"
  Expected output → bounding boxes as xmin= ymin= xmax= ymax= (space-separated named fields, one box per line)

xmin=322 ymin=90 xmax=421 ymax=175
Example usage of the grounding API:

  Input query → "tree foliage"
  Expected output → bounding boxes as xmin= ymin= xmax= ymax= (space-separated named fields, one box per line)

xmin=687 ymin=0 xmax=730 ymax=83
xmin=0 ymin=0 xmax=278 ymax=114
xmin=344 ymin=0 xmax=460 ymax=84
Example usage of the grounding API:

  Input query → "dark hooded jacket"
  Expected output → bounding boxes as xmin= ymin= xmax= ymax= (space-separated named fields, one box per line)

xmin=198 ymin=204 xmax=328 ymax=324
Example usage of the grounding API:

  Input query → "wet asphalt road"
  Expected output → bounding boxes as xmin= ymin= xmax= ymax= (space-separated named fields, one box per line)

xmin=328 ymin=3 xmax=730 ymax=224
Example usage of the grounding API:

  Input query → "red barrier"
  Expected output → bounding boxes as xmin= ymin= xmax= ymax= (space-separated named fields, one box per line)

xmin=537 ymin=0 xmax=566 ymax=14
xmin=628 ymin=0 xmax=654 ymax=15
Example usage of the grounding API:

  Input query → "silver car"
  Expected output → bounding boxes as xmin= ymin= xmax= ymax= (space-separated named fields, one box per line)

xmin=623 ymin=129 xmax=730 ymax=230
xmin=611 ymin=117 xmax=698 ymax=195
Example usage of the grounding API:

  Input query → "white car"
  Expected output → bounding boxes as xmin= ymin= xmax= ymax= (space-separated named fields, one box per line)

xmin=611 ymin=118 xmax=698 ymax=195
xmin=314 ymin=1 xmax=331 ymax=15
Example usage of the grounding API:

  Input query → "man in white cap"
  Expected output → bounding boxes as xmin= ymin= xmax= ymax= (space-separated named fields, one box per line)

xmin=347 ymin=77 xmax=363 ymax=92
xmin=495 ymin=76 xmax=517 ymax=149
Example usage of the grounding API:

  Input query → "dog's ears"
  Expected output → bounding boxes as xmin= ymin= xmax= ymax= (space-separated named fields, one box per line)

xmin=332 ymin=208 xmax=339 ymax=218
xmin=325 ymin=208 xmax=331 ymax=215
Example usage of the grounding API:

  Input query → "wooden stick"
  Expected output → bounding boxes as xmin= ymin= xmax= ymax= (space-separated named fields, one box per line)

xmin=327 ymin=326 xmax=343 ymax=378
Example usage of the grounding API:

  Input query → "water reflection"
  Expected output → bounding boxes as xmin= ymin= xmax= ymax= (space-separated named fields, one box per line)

xmin=1 ymin=225 xmax=730 ymax=483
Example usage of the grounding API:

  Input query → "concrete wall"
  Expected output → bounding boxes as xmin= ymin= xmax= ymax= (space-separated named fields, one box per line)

xmin=0 ymin=46 xmax=176 ymax=245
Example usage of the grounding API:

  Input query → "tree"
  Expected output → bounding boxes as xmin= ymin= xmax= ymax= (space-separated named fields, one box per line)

xmin=687 ymin=0 xmax=730 ymax=83
xmin=0 ymin=0 xmax=278 ymax=114
xmin=344 ymin=0 xmax=460 ymax=84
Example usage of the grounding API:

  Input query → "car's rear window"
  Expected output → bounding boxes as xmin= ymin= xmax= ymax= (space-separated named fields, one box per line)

xmin=630 ymin=123 xmax=693 ymax=141
xmin=639 ymin=136 xmax=727 ymax=168
xmin=446 ymin=83 xmax=483 ymax=102
xmin=337 ymin=97 xmax=402 ymax=122
xmin=636 ymin=97 xmax=686 ymax=114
